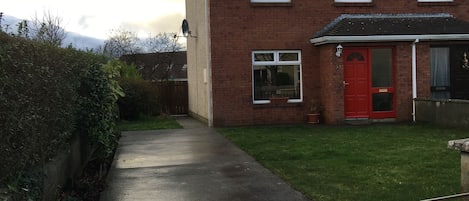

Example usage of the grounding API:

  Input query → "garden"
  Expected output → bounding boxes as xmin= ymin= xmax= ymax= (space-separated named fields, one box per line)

xmin=219 ymin=124 xmax=468 ymax=201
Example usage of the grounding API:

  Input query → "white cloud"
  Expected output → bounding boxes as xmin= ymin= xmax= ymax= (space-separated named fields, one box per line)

xmin=2 ymin=0 xmax=186 ymax=39
xmin=122 ymin=13 xmax=185 ymax=37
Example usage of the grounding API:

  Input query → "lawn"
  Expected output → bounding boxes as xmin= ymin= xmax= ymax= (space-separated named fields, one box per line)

xmin=219 ymin=124 xmax=468 ymax=201
xmin=118 ymin=115 xmax=182 ymax=131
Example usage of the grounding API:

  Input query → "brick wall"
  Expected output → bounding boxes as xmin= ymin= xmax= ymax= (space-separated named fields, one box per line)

xmin=206 ymin=0 xmax=469 ymax=126
xmin=395 ymin=43 xmax=413 ymax=122
xmin=319 ymin=44 xmax=344 ymax=124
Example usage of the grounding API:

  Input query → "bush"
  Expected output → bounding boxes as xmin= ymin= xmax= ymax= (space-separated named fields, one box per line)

xmin=119 ymin=61 xmax=142 ymax=80
xmin=0 ymin=31 xmax=120 ymax=189
xmin=75 ymin=60 xmax=123 ymax=159
xmin=0 ymin=33 xmax=80 ymax=181
xmin=118 ymin=78 xmax=160 ymax=120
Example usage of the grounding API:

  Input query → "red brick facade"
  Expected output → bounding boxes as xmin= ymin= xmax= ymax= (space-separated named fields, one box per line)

xmin=202 ymin=0 xmax=469 ymax=126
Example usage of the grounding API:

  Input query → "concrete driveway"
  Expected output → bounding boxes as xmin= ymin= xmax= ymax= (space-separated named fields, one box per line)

xmin=100 ymin=117 xmax=311 ymax=201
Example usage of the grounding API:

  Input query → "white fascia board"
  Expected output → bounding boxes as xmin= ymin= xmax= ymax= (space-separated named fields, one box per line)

xmin=310 ymin=34 xmax=469 ymax=45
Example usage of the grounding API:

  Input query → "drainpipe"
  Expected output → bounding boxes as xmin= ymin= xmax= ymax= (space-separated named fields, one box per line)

xmin=205 ymin=0 xmax=213 ymax=127
xmin=412 ymin=39 xmax=419 ymax=122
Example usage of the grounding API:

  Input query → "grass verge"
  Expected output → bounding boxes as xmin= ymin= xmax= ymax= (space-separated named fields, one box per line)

xmin=219 ymin=124 xmax=468 ymax=201
xmin=118 ymin=115 xmax=182 ymax=131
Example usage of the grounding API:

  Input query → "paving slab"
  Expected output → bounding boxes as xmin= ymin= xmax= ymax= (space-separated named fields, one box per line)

xmin=100 ymin=116 xmax=311 ymax=201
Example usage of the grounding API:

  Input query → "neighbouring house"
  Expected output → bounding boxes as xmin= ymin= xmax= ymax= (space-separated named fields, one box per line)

xmin=185 ymin=0 xmax=469 ymax=127
xmin=120 ymin=51 xmax=187 ymax=81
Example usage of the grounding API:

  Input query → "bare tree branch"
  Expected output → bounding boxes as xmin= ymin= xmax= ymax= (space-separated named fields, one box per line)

xmin=141 ymin=32 xmax=183 ymax=53
xmin=29 ymin=11 xmax=67 ymax=46
xmin=103 ymin=28 xmax=141 ymax=59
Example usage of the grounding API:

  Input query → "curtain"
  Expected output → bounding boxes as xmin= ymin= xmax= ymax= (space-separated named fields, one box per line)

xmin=430 ymin=47 xmax=450 ymax=99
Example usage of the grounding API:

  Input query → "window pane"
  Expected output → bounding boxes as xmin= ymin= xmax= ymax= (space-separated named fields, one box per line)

xmin=372 ymin=49 xmax=393 ymax=87
xmin=430 ymin=47 xmax=450 ymax=99
xmin=372 ymin=93 xmax=393 ymax=111
xmin=279 ymin=53 xmax=299 ymax=61
xmin=254 ymin=53 xmax=274 ymax=62
xmin=346 ymin=52 xmax=365 ymax=61
xmin=418 ymin=0 xmax=452 ymax=2
xmin=253 ymin=65 xmax=300 ymax=100
xmin=251 ymin=0 xmax=290 ymax=2
xmin=335 ymin=0 xmax=372 ymax=2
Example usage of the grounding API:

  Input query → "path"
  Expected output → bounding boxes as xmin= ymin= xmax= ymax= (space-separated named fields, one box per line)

xmin=99 ymin=117 xmax=311 ymax=201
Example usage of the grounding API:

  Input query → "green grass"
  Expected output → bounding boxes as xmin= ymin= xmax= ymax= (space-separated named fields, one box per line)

xmin=118 ymin=115 xmax=182 ymax=131
xmin=218 ymin=124 xmax=469 ymax=201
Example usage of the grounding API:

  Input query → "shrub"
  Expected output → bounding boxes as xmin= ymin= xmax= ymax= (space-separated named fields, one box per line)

xmin=119 ymin=61 xmax=142 ymax=80
xmin=0 ymin=33 xmax=80 ymax=181
xmin=0 ymin=31 xmax=120 ymax=189
xmin=75 ymin=60 xmax=123 ymax=159
xmin=118 ymin=78 xmax=160 ymax=120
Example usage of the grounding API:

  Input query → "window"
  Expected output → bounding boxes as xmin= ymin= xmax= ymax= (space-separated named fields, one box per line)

xmin=371 ymin=49 xmax=393 ymax=88
xmin=371 ymin=49 xmax=394 ymax=112
xmin=252 ymin=50 xmax=302 ymax=104
xmin=251 ymin=0 xmax=291 ymax=3
xmin=418 ymin=0 xmax=452 ymax=2
xmin=430 ymin=47 xmax=451 ymax=99
xmin=334 ymin=0 xmax=372 ymax=2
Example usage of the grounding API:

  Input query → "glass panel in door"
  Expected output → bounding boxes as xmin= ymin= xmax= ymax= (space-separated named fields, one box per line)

xmin=371 ymin=48 xmax=395 ymax=118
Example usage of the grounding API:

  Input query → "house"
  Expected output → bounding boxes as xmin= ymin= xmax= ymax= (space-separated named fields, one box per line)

xmin=120 ymin=51 xmax=187 ymax=81
xmin=185 ymin=0 xmax=469 ymax=127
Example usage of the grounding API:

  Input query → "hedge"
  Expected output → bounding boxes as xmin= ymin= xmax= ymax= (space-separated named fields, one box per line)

xmin=118 ymin=78 xmax=160 ymax=120
xmin=0 ymin=31 xmax=121 ymax=187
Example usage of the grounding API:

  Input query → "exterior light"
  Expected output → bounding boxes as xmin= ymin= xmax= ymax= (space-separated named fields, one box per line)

xmin=336 ymin=44 xmax=343 ymax=57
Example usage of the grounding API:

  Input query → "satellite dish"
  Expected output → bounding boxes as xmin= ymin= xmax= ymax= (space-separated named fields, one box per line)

xmin=182 ymin=19 xmax=190 ymax=37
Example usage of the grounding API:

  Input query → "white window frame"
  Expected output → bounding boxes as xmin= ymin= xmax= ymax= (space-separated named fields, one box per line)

xmin=417 ymin=0 xmax=453 ymax=2
xmin=251 ymin=0 xmax=291 ymax=3
xmin=252 ymin=50 xmax=302 ymax=104
xmin=334 ymin=0 xmax=372 ymax=2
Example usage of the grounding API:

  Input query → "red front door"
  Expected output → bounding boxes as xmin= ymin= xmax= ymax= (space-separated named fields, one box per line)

xmin=343 ymin=47 xmax=396 ymax=119
xmin=343 ymin=48 xmax=369 ymax=118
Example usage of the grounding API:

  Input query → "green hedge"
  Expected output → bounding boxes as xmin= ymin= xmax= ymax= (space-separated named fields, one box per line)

xmin=76 ymin=60 xmax=123 ymax=159
xmin=118 ymin=78 xmax=160 ymax=120
xmin=0 ymin=32 xmax=121 ymax=185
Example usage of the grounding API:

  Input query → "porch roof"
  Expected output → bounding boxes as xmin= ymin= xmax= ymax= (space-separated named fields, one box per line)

xmin=311 ymin=13 xmax=469 ymax=45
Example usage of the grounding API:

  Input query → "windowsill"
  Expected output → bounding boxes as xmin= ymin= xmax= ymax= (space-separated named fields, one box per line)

xmin=334 ymin=2 xmax=375 ymax=7
xmin=253 ymin=101 xmax=302 ymax=108
xmin=417 ymin=1 xmax=456 ymax=6
xmin=253 ymin=99 xmax=302 ymax=107
xmin=251 ymin=3 xmax=293 ymax=7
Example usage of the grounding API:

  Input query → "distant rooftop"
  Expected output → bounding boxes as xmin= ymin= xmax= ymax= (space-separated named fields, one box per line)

xmin=120 ymin=51 xmax=187 ymax=81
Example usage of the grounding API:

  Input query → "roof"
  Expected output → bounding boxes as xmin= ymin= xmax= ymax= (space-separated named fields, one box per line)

xmin=311 ymin=13 xmax=469 ymax=45
xmin=120 ymin=51 xmax=187 ymax=81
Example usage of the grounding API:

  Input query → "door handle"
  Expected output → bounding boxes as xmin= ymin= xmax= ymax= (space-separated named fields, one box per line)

xmin=343 ymin=81 xmax=350 ymax=87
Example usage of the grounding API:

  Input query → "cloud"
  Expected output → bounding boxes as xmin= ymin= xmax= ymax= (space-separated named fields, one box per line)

xmin=121 ymin=13 xmax=185 ymax=36
xmin=78 ymin=15 xmax=94 ymax=29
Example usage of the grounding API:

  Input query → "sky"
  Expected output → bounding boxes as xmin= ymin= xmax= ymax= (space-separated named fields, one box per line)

xmin=2 ymin=0 xmax=186 ymax=40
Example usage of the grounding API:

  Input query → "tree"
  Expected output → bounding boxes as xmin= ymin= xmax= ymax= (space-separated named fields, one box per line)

xmin=0 ymin=12 xmax=10 ymax=33
xmin=16 ymin=20 xmax=30 ymax=38
xmin=103 ymin=28 xmax=141 ymax=59
xmin=8 ymin=11 xmax=66 ymax=46
xmin=140 ymin=32 xmax=184 ymax=53
xmin=0 ymin=12 xmax=4 ymax=32
xmin=29 ymin=11 xmax=67 ymax=46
